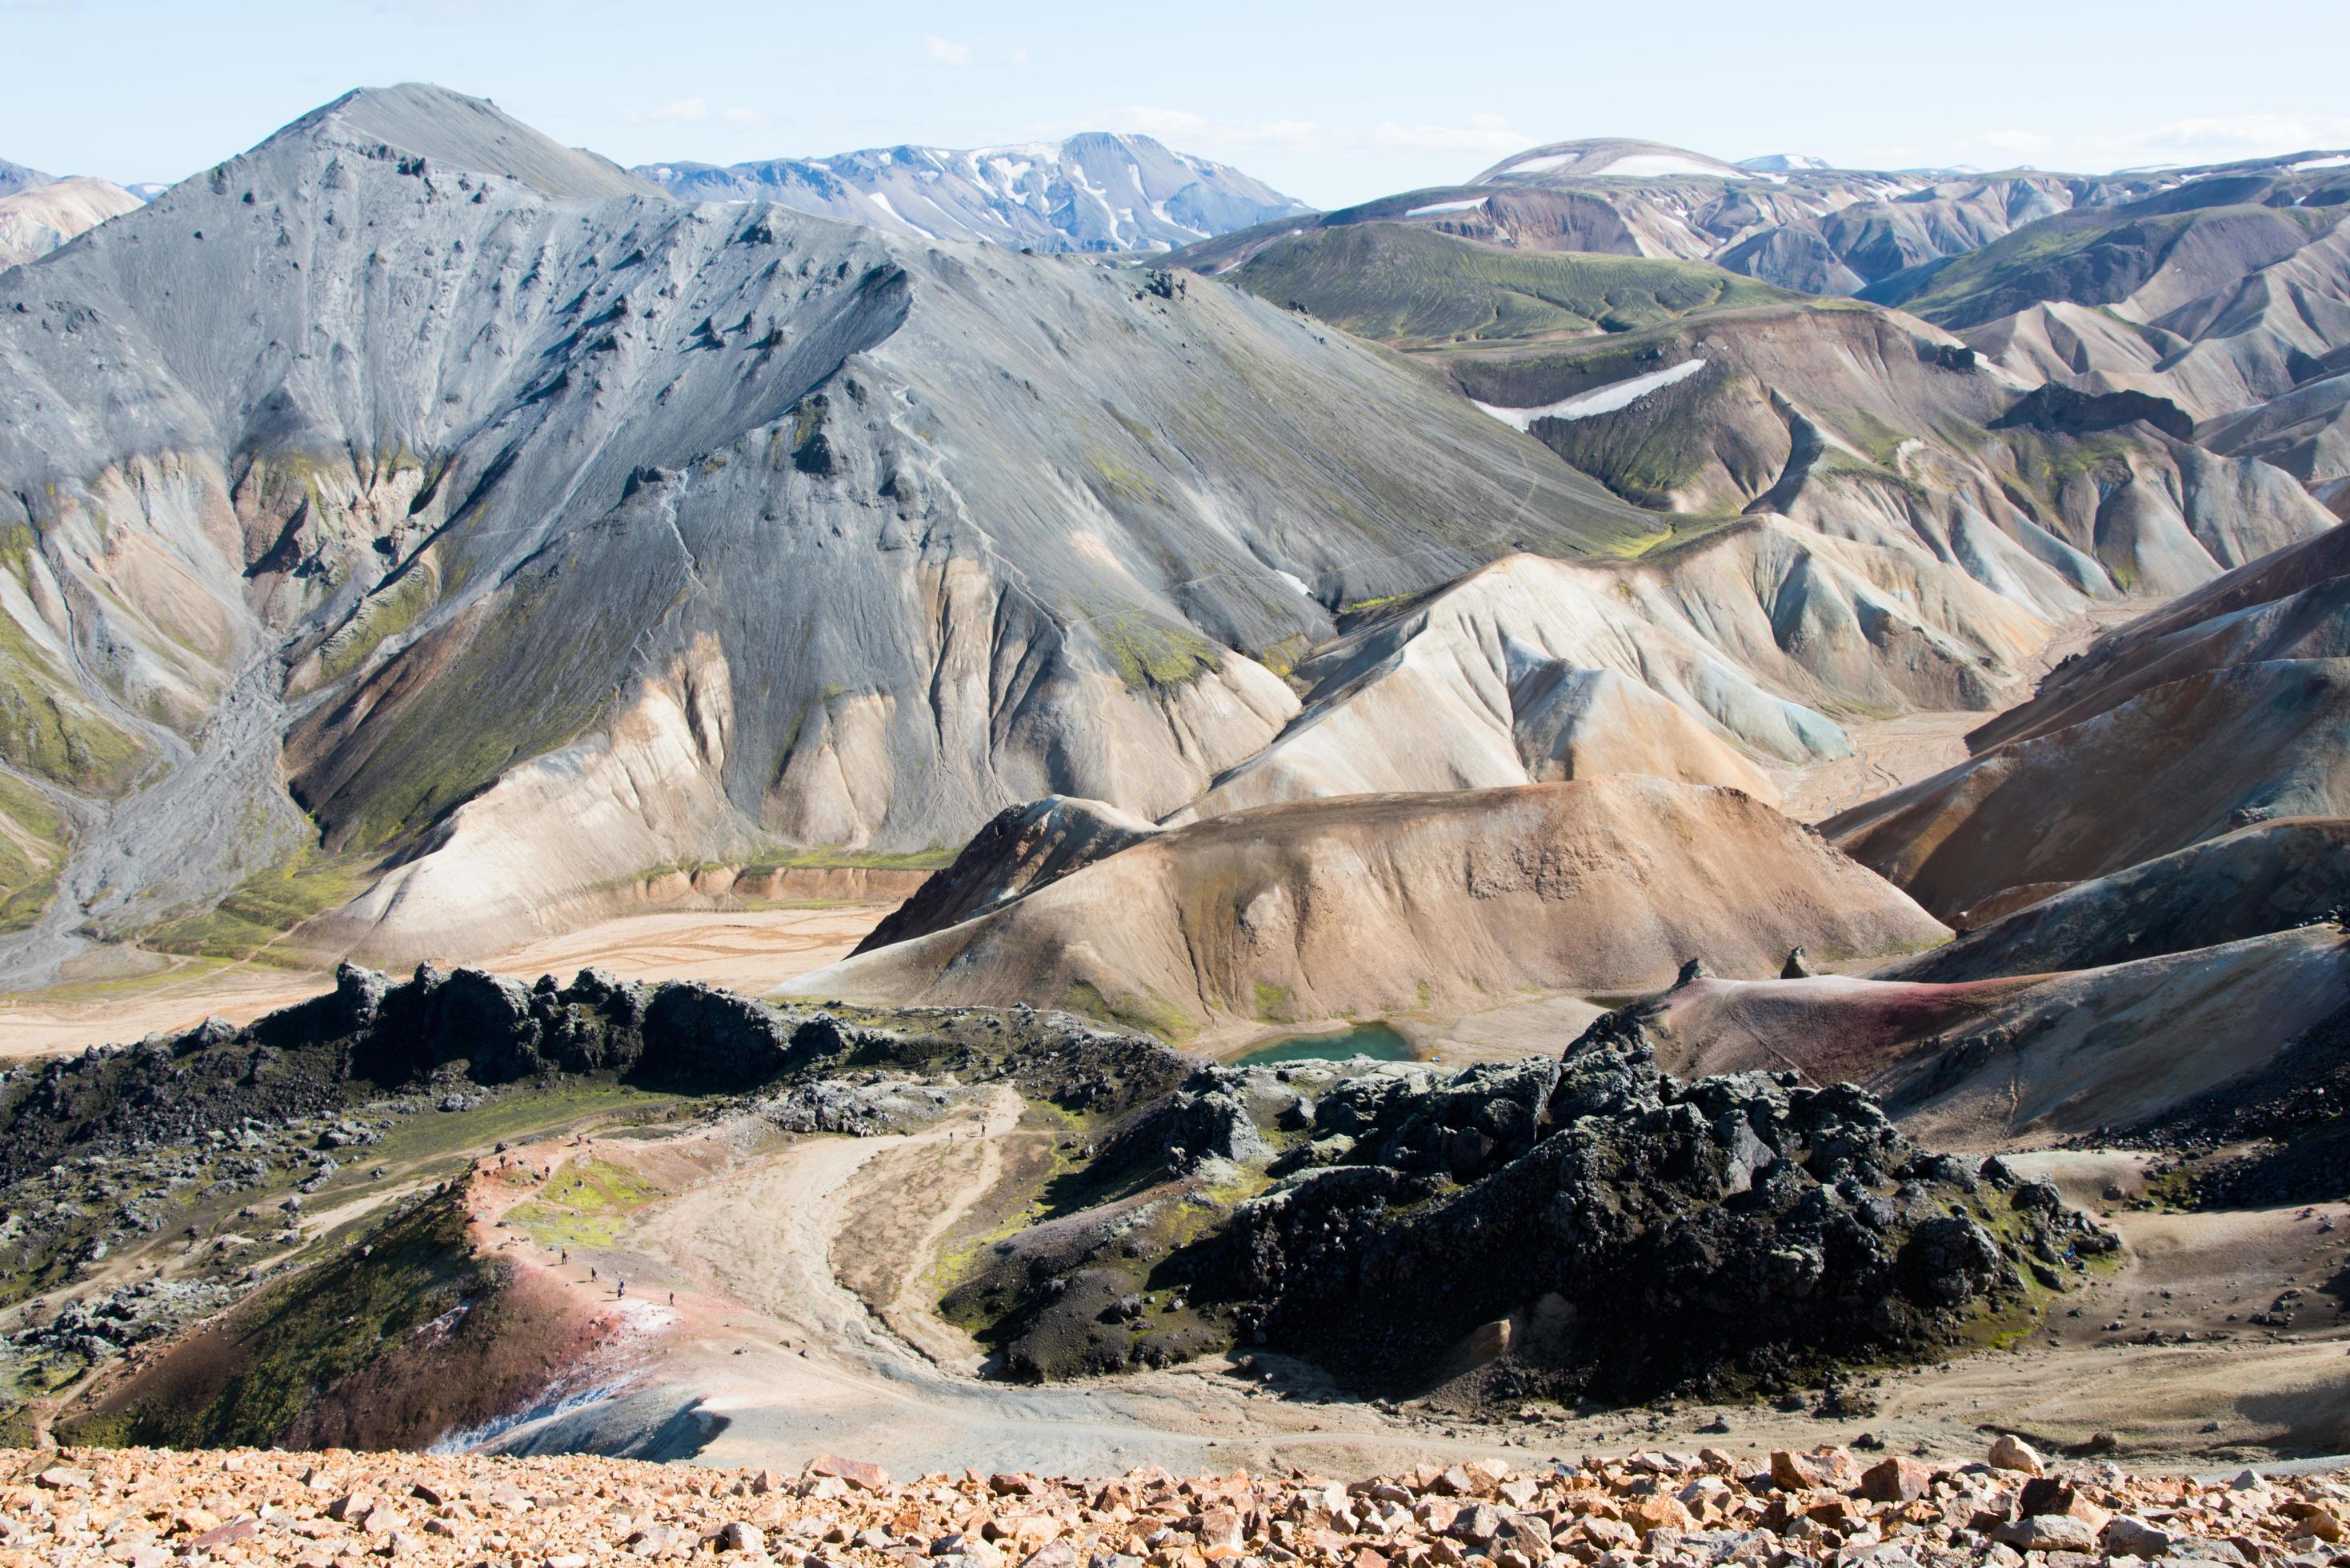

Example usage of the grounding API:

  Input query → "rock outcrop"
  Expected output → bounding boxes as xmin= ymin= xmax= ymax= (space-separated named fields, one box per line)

xmin=952 ymin=1022 xmax=2108 ymax=1402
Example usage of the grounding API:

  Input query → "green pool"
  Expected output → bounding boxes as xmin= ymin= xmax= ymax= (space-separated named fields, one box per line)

xmin=1232 ymin=1021 xmax=1417 ymax=1067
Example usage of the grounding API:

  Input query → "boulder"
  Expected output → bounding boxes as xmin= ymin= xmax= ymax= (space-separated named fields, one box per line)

xmin=1859 ymin=1456 xmax=1933 ymax=1503
xmin=806 ymin=1455 xmax=890 ymax=1492
xmin=1771 ymin=1450 xmax=1858 ymax=1492
xmin=2102 ymin=1516 xmax=2178 ymax=1557
xmin=1987 ymin=1434 xmax=2046 ymax=1475
xmin=1992 ymin=1513 xmax=2099 ymax=1553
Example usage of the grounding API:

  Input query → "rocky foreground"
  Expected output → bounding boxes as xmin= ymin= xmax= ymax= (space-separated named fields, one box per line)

xmin=5 ymin=1442 xmax=2347 ymax=1568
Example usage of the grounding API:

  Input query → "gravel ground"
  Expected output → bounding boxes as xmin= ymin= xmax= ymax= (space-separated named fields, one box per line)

xmin=3 ymin=1439 xmax=2348 ymax=1568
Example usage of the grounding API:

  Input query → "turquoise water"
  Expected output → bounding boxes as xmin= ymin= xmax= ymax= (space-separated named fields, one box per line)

xmin=1232 ymin=1021 xmax=1417 ymax=1067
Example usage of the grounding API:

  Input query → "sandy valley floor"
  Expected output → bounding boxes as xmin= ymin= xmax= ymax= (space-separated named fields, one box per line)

xmin=0 ymin=906 xmax=893 ymax=1060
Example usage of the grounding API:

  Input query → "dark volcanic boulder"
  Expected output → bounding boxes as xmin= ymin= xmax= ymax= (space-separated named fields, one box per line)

xmin=1898 ymin=1215 xmax=2008 ymax=1304
xmin=631 ymin=982 xmax=801 ymax=1089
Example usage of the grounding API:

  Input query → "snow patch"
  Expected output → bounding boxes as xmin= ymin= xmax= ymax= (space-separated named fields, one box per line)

xmin=1473 ymin=358 xmax=1708 ymax=431
xmin=2291 ymin=154 xmax=2350 ymax=171
xmin=1602 ymin=154 xmax=1741 ymax=179
xmin=1406 ymin=198 xmax=1487 ymax=218
xmin=865 ymin=191 xmax=938 ymax=241
xmin=1275 ymin=570 xmax=1312 ymax=597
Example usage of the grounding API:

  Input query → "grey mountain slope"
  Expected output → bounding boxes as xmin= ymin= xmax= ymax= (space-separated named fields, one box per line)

xmin=0 ymin=85 xmax=1658 ymax=978
xmin=635 ymin=133 xmax=1306 ymax=254
xmin=2201 ymin=364 xmax=2350 ymax=494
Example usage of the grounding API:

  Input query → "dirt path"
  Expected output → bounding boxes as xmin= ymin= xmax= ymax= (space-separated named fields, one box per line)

xmin=473 ymin=1098 xmax=2350 ymax=1478
xmin=504 ymin=1102 xmax=1618 ymax=1478
xmin=0 ymin=906 xmax=892 ymax=1060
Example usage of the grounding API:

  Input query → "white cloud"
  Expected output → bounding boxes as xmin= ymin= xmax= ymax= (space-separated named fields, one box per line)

xmin=1003 ymin=46 xmax=1034 ymax=66
xmin=647 ymin=97 xmax=709 ymax=123
xmin=926 ymin=33 xmax=972 ymax=66
xmin=1953 ymin=113 xmax=2350 ymax=173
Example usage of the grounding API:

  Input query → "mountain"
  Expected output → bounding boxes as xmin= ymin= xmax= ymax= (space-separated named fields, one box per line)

xmin=0 ymin=84 xmax=1661 ymax=979
xmin=1183 ymin=163 xmax=2168 ymax=300
xmin=789 ymin=777 xmax=1949 ymax=1037
xmin=1880 ymin=190 xmax=2350 ymax=447
xmin=1740 ymin=154 xmax=1832 ymax=173
xmin=1640 ymin=926 xmax=2350 ymax=1146
xmin=1192 ymin=221 xmax=1792 ymax=345
xmin=634 ymin=132 xmax=1308 ymax=254
xmin=0 ymin=175 xmax=142 ymax=266
xmin=1825 ymin=521 xmax=2350 ymax=924
xmin=1195 ymin=217 xmax=2332 ymax=595
xmin=1159 ymin=534 xmax=2047 ymax=826
xmin=1183 ymin=140 xmax=2350 ymax=310
xmin=0 ymin=158 xmax=52 ymax=202
xmin=1882 ymin=818 xmax=2350 ymax=983
xmin=1471 ymin=138 xmax=1752 ymax=183
xmin=2204 ymin=363 xmax=2350 ymax=516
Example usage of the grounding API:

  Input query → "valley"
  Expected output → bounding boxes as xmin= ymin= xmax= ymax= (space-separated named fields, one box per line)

xmin=3 ymin=54 xmax=2350 ymax=1550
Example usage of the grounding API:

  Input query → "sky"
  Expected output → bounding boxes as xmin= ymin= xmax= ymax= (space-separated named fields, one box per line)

xmin=2 ymin=0 xmax=2347 ymax=207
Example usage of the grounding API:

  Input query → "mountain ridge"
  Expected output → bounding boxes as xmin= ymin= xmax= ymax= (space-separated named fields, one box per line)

xmin=635 ymin=130 xmax=1307 ymax=254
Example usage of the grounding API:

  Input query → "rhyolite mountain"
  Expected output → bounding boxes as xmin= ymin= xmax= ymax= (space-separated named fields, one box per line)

xmin=1178 ymin=138 xmax=2350 ymax=302
xmin=0 ymin=83 xmax=1659 ymax=978
xmin=0 ymin=177 xmax=143 ymax=266
xmin=634 ymin=133 xmax=1308 ymax=254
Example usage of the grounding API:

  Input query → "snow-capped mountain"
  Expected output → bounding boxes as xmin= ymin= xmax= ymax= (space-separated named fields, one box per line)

xmin=635 ymin=131 xmax=1310 ymax=253
xmin=1738 ymin=153 xmax=1833 ymax=172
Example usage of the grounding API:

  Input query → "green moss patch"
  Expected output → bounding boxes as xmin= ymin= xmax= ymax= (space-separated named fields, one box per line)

xmin=1062 ymin=978 xmax=1195 ymax=1042
xmin=1086 ymin=608 xmax=1226 ymax=692
xmin=1231 ymin=223 xmax=1794 ymax=349
xmin=0 ymin=607 xmax=150 ymax=794
xmin=506 ymin=1156 xmax=663 ymax=1250
xmin=142 ymin=846 xmax=377 ymax=962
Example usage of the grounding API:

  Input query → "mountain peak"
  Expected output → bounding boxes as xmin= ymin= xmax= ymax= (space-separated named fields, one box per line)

xmin=0 ymin=155 xmax=52 ymax=199
xmin=1471 ymin=138 xmax=1750 ymax=185
xmin=275 ymin=82 xmax=662 ymax=202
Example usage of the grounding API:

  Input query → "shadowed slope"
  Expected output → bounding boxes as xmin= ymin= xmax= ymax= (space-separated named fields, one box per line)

xmin=1647 ymin=926 xmax=2350 ymax=1146
xmin=1880 ymin=818 xmax=2350 ymax=982
xmin=1826 ymin=658 xmax=2350 ymax=924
